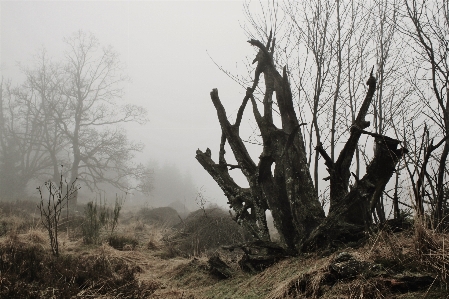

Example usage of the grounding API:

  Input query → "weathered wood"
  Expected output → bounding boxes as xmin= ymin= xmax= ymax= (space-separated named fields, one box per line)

xmin=208 ymin=255 xmax=232 ymax=279
xmin=304 ymin=135 xmax=407 ymax=251
xmin=196 ymin=149 xmax=269 ymax=241
xmin=326 ymin=72 xmax=377 ymax=215
xmin=197 ymin=37 xmax=406 ymax=254
xmin=223 ymin=240 xmax=289 ymax=273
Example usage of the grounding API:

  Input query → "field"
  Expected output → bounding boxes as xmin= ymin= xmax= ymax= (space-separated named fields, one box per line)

xmin=0 ymin=200 xmax=447 ymax=299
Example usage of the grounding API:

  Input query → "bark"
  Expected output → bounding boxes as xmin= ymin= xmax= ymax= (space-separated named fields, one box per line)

xmin=251 ymin=39 xmax=325 ymax=250
xmin=196 ymin=148 xmax=270 ymax=241
xmin=318 ymin=71 xmax=376 ymax=215
xmin=197 ymin=36 xmax=324 ymax=251
xmin=198 ymin=37 xmax=406 ymax=253
xmin=304 ymin=133 xmax=406 ymax=251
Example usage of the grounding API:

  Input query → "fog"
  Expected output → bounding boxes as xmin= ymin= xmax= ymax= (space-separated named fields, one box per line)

xmin=1 ymin=1 xmax=260 ymax=208
xmin=1 ymin=1 xmax=424 ymax=217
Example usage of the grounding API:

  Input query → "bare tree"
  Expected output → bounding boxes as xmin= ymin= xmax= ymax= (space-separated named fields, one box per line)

xmin=401 ymin=0 xmax=449 ymax=226
xmin=369 ymin=0 xmax=403 ymax=222
xmin=197 ymin=32 xmax=406 ymax=252
xmin=0 ymin=31 xmax=148 ymax=205
xmin=274 ymin=0 xmax=411 ymax=220
xmin=23 ymin=50 xmax=70 ymax=183
xmin=45 ymin=31 xmax=148 ymax=206
xmin=0 ymin=79 xmax=56 ymax=199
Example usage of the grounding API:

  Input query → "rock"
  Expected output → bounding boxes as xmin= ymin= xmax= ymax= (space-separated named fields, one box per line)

xmin=208 ymin=255 xmax=232 ymax=279
xmin=239 ymin=253 xmax=282 ymax=273
xmin=333 ymin=252 xmax=353 ymax=263
xmin=329 ymin=252 xmax=371 ymax=279
xmin=224 ymin=240 xmax=289 ymax=273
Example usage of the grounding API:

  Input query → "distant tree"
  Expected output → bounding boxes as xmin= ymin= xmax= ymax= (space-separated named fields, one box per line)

xmin=22 ymin=50 xmax=71 ymax=184
xmin=51 ymin=31 xmax=148 ymax=206
xmin=0 ymin=107 xmax=24 ymax=199
xmin=0 ymin=31 xmax=148 ymax=204
xmin=0 ymin=79 xmax=56 ymax=199
xmin=0 ymin=82 xmax=22 ymax=199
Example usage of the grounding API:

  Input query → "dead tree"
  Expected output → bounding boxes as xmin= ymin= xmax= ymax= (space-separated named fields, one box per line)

xmin=196 ymin=34 xmax=406 ymax=252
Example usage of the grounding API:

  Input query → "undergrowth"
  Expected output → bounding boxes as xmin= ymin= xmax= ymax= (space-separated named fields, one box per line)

xmin=108 ymin=234 xmax=139 ymax=250
xmin=163 ymin=207 xmax=253 ymax=258
xmin=0 ymin=240 xmax=158 ymax=299
xmin=82 ymin=195 xmax=124 ymax=245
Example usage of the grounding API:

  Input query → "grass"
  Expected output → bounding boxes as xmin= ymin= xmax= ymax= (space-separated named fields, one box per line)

xmin=0 ymin=200 xmax=448 ymax=298
xmin=164 ymin=207 xmax=253 ymax=258
xmin=108 ymin=233 xmax=139 ymax=250
xmin=0 ymin=238 xmax=158 ymax=298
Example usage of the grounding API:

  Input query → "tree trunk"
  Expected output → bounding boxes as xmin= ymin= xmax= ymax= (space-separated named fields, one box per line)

xmin=197 ymin=35 xmax=325 ymax=252
xmin=69 ymin=124 xmax=81 ymax=209
xmin=305 ymin=133 xmax=406 ymax=250
xmin=197 ymin=36 xmax=406 ymax=253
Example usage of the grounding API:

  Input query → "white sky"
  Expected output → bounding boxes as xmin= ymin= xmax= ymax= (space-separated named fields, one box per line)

xmin=0 ymin=1 xmax=266 ymax=207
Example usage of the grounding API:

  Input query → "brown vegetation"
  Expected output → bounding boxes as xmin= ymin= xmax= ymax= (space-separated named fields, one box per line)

xmin=163 ymin=207 xmax=254 ymax=258
xmin=0 ymin=240 xmax=157 ymax=299
xmin=138 ymin=206 xmax=181 ymax=227
xmin=0 ymin=200 xmax=448 ymax=298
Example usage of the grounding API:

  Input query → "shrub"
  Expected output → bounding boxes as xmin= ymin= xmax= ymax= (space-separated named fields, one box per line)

xmin=82 ymin=195 xmax=124 ymax=244
xmin=0 ymin=241 xmax=158 ymax=298
xmin=37 ymin=179 xmax=79 ymax=256
xmin=108 ymin=234 xmax=139 ymax=250
xmin=82 ymin=201 xmax=101 ymax=244
xmin=164 ymin=207 xmax=254 ymax=257
xmin=138 ymin=206 xmax=181 ymax=227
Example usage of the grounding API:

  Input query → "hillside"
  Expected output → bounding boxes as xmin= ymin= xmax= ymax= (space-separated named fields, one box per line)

xmin=0 ymin=200 xmax=446 ymax=298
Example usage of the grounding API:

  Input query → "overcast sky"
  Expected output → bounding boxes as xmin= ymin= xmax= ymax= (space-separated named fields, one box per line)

xmin=0 ymin=1 xmax=267 ymax=207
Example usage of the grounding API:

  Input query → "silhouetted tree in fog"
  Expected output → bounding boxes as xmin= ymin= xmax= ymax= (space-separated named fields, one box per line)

xmin=0 ymin=31 xmax=148 ymax=203
xmin=0 ymin=79 xmax=57 ymax=199
xmin=197 ymin=27 xmax=406 ymax=251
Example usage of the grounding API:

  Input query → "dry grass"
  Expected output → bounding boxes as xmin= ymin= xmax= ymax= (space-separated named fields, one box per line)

xmin=2 ymin=200 xmax=449 ymax=298
xmin=363 ymin=228 xmax=418 ymax=274
xmin=1 ymin=214 xmax=34 ymax=235
xmin=0 ymin=238 xmax=159 ymax=298
xmin=265 ymin=223 xmax=449 ymax=299
xmin=414 ymin=219 xmax=449 ymax=284
xmin=364 ymin=219 xmax=449 ymax=280
xmin=24 ymin=227 xmax=47 ymax=245
xmin=163 ymin=207 xmax=253 ymax=258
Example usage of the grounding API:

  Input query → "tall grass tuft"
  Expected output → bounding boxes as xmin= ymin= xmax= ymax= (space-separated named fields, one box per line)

xmin=82 ymin=194 xmax=124 ymax=245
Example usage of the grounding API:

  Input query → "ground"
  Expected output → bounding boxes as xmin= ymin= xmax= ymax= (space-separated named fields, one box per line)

xmin=0 ymin=200 xmax=447 ymax=298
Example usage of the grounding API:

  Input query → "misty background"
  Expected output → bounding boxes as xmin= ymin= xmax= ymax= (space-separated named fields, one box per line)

xmin=2 ymin=0 xmax=441 ymax=221
xmin=1 ymin=1 xmax=263 ymax=210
